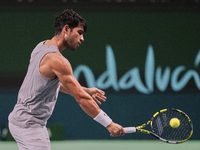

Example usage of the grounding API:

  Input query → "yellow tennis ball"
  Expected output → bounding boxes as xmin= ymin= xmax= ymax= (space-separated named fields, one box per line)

xmin=170 ymin=118 xmax=180 ymax=128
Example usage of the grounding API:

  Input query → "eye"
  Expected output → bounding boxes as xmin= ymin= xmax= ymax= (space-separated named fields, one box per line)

xmin=78 ymin=30 xmax=83 ymax=35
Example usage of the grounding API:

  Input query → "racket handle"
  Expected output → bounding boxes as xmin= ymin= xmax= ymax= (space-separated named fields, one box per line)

xmin=124 ymin=127 xmax=136 ymax=133
xmin=109 ymin=127 xmax=136 ymax=136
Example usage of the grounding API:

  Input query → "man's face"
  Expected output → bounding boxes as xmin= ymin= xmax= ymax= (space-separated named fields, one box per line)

xmin=64 ymin=24 xmax=84 ymax=50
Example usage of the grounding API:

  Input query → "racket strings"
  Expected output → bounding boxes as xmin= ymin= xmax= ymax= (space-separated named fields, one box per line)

xmin=151 ymin=109 xmax=192 ymax=141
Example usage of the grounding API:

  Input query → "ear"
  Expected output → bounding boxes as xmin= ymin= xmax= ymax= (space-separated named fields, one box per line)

xmin=63 ymin=25 xmax=70 ymax=34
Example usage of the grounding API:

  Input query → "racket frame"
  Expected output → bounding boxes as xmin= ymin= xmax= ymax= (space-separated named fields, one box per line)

xmin=135 ymin=108 xmax=193 ymax=144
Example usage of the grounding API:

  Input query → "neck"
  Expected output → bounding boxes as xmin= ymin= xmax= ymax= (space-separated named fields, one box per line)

xmin=44 ymin=35 xmax=66 ymax=53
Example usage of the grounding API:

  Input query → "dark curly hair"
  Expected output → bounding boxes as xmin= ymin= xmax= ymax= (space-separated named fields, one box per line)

xmin=54 ymin=9 xmax=87 ymax=35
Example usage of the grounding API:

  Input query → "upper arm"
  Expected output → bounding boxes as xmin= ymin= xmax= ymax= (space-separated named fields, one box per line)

xmin=49 ymin=53 xmax=88 ymax=100
xmin=45 ymin=53 xmax=101 ymax=118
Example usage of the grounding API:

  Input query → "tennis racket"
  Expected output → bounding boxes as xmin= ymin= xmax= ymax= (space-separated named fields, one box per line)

xmin=123 ymin=108 xmax=193 ymax=144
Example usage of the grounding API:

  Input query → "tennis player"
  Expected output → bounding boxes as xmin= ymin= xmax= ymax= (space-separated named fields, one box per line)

xmin=8 ymin=9 xmax=125 ymax=150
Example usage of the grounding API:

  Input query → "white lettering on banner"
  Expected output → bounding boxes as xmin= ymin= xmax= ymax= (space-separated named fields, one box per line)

xmin=74 ymin=45 xmax=200 ymax=94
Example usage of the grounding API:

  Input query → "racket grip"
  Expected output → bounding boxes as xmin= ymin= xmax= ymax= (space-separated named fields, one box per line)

xmin=124 ymin=127 xmax=136 ymax=133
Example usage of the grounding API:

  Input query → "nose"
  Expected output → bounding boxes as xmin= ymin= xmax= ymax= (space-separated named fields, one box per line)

xmin=80 ymin=35 xmax=84 ymax=42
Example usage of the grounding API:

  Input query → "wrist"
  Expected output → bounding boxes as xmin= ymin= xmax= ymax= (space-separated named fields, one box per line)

xmin=93 ymin=110 xmax=112 ymax=127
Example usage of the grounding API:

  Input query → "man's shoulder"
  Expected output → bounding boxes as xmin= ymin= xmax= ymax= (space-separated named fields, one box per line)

xmin=45 ymin=52 xmax=70 ymax=67
xmin=45 ymin=52 xmax=64 ymax=61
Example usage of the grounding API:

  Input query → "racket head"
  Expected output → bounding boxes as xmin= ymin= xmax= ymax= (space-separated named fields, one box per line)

xmin=150 ymin=108 xmax=193 ymax=144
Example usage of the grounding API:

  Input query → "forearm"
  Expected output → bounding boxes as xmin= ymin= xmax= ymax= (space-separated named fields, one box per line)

xmin=78 ymin=93 xmax=112 ymax=127
xmin=61 ymin=84 xmax=122 ymax=135
xmin=76 ymin=91 xmax=101 ymax=118
xmin=60 ymin=84 xmax=88 ymax=95
xmin=81 ymin=86 xmax=89 ymax=93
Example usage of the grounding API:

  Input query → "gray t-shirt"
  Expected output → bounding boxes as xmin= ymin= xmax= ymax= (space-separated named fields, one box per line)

xmin=9 ymin=41 xmax=61 ymax=128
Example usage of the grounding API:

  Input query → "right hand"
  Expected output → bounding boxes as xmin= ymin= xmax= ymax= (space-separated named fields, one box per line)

xmin=106 ymin=122 xmax=126 ymax=137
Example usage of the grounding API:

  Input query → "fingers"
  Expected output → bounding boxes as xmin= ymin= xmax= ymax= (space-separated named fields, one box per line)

xmin=96 ymin=88 xmax=105 ymax=95
xmin=107 ymin=122 xmax=125 ymax=137
xmin=93 ymin=97 xmax=102 ymax=105
xmin=92 ymin=93 xmax=107 ymax=105
xmin=121 ymin=127 xmax=126 ymax=135
xmin=110 ymin=127 xmax=125 ymax=137
xmin=96 ymin=93 xmax=107 ymax=101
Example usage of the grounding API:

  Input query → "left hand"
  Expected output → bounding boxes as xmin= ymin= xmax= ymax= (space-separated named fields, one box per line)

xmin=86 ymin=87 xmax=107 ymax=105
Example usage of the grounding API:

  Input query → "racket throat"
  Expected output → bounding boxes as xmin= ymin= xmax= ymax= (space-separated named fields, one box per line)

xmin=137 ymin=129 xmax=150 ymax=134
